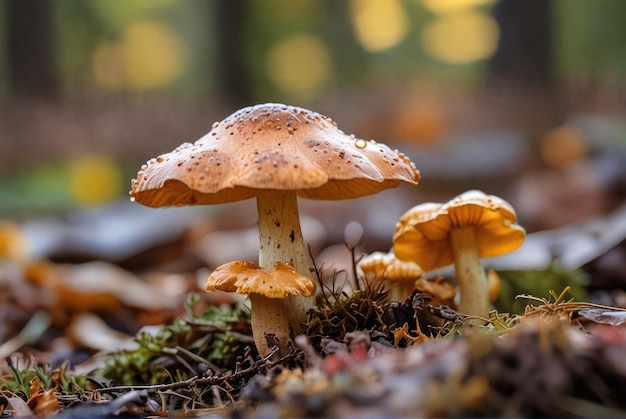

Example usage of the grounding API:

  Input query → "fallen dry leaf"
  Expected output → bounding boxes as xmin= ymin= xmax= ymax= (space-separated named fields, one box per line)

xmin=27 ymin=376 xmax=60 ymax=417
xmin=578 ymin=308 xmax=626 ymax=326
xmin=5 ymin=396 xmax=33 ymax=418
xmin=66 ymin=312 xmax=137 ymax=352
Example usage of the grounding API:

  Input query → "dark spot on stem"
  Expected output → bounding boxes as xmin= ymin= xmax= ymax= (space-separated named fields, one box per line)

xmin=290 ymin=230 xmax=295 ymax=242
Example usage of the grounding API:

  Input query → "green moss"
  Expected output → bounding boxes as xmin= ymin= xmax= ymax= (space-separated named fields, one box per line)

xmin=494 ymin=262 xmax=589 ymax=315
xmin=102 ymin=294 xmax=253 ymax=385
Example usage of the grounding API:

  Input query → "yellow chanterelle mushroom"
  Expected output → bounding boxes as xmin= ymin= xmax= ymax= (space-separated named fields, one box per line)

xmin=393 ymin=190 xmax=525 ymax=319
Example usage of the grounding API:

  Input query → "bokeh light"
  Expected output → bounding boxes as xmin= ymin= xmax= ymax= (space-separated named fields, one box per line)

xmin=419 ymin=10 xmax=499 ymax=64
xmin=92 ymin=20 xmax=189 ymax=90
xmin=541 ymin=124 xmax=587 ymax=168
xmin=421 ymin=0 xmax=496 ymax=15
xmin=70 ymin=155 xmax=123 ymax=205
xmin=265 ymin=34 xmax=332 ymax=99
xmin=389 ymin=98 xmax=448 ymax=145
xmin=349 ymin=0 xmax=409 ymax=53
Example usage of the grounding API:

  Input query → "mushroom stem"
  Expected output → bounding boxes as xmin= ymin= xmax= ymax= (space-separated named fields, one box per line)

xmin=248 ymin=293 xmax=291 ymax=356
xmin=449 ymin=225 xmax=489 ymax=320
xmin=387 ymin=280 xmax=416 ymax=302
xmin=256 ymin=191 xmax=316 ymax=336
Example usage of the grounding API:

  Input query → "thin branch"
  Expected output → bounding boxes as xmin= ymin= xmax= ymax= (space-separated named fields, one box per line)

xmin=96 ymin=346 xmax=285 ymax=395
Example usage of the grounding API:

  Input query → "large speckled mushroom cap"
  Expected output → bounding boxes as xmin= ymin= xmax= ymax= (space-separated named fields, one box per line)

xmin=393 ymin=190 xmax=526 ymax=272
xmin=130 ymin=103 xmax=420 ymax=207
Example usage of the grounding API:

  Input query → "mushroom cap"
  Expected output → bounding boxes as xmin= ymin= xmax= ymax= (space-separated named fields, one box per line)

xmin=357 ymin=251 xmax=423 ymax=281
xmin=130 ymin=103 xmax=420 ymax=207
xmin=205 ymin=260 xmax=316 ymax=298
xmin=393 ymin=190 xmax=526 ymax=272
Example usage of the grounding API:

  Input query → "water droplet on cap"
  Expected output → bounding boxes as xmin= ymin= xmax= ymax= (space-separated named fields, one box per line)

xmin=355 ymin=139 xmax=367 ymax=149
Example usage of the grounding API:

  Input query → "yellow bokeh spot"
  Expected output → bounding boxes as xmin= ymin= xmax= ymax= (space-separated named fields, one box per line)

xmin=421 ymin=0 xmax=496 ymax=15
xmin=93 ymin=20 xmax=189 ymax=90
xmin=70 ymin=155 xmax=123 ymax=206
xmin=265 ymin=35 xmax=332 ymax=98
xmin=349 ymin=0 xmax=409 ymax=52
xmin=420 ymin=11 xmax=499 ymax=64
xmin=0 ymin=221 xmax=28 ymax=262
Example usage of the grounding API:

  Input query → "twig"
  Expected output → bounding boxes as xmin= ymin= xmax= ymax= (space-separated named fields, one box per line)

xmin=309 ymin=245 xmax=332 ymax=306
xmin=346 ymin=240 xmax=362 ymax=292
xmin=95 ymin=346 xmax=285 ymax=395
xmin=516 ymin=286 xmax=626 ymax=320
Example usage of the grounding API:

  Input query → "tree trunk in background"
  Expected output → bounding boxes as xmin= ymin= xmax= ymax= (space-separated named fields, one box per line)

xmin=485 ymin=0 xmax=562 ymax=147
xmin=6 ymin=0 xmax=59 ymax=101
xmin=215 ymin=0 xmax=253 ymax=108
xmin=488 ymin=0 xmax=553 ymax=89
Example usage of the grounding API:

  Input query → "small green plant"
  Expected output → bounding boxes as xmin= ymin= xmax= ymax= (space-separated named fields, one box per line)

xmin=1 ymin=358 xmax=92 ymax=399
xmin=102 ymin=294 xmax=253 ymax=386
xmin=494 ymin=262 xmax=589 ymax=314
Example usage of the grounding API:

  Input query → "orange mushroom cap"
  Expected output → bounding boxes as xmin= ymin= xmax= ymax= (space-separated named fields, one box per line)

xmin=393 ymin=190 xmax=525 ymax=272
xmin=205 ymin=260 xmax=316 ymax=299
xmin=130 ymin=103 xmax=420 ymax=207
xmin=357 ymin=251 xmax=423 ymax=282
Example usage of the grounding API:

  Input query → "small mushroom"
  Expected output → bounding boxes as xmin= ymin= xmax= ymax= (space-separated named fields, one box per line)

xmin=487 ymin=268 xmax=501 ymax=304
xmin=393 ymin=190 xmax=525 ymax=319
xmin=357 ymin=251 xmax=423 ymax=302
xmin=414 ymin=276 xmax=456 ymax=308
xmin=131 ymin=103 xmax=420 ymax=337
xmin=205 ymin=260 xmax=315 ymax=355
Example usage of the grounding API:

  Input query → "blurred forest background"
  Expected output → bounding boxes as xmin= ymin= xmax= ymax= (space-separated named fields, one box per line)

xmin=2 ymin=2 xmax=626 ymax=415
xmin=0 ymin=0 xmax=625 ymax=245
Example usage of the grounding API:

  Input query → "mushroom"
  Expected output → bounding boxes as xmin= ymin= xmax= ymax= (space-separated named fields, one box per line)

xmin=205 ymin=260 xmax=315 ymax=355
xmin=393 ymin=190 xmax=525 ymax=319
xmin=130 ymin=103 xmax=420 ymax=339
xmin=357 ymin=251 xmax=423 ymax=302
xmin=414 ymin=276 xmax=456 ymax=308
xmin=487 ymin=268 xmax=501 ymax=304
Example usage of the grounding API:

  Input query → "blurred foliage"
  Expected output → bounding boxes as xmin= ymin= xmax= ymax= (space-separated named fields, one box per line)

xmin=102 ymin=294 xmax=252 ymax=386
xmin=2 ymin=0 xmax=626 ymax=103
xmin=0 ymin=155 xmax=125 ymax=214
xmin=494 ymin=262 xmax=590 ymax=315
xmin=49 ymin=0 xmax=214 ymax=96
xmin=1 ymin=0 xmax=625 ymax=209
xmin=554 ymin=0 xmax=626 ymax=79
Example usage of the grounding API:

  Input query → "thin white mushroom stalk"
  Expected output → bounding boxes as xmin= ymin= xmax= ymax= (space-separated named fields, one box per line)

xmin=248 ymin=294 xmax=292 ymax=356
xmin=449 ymin=225 xmax=489 ymax=319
